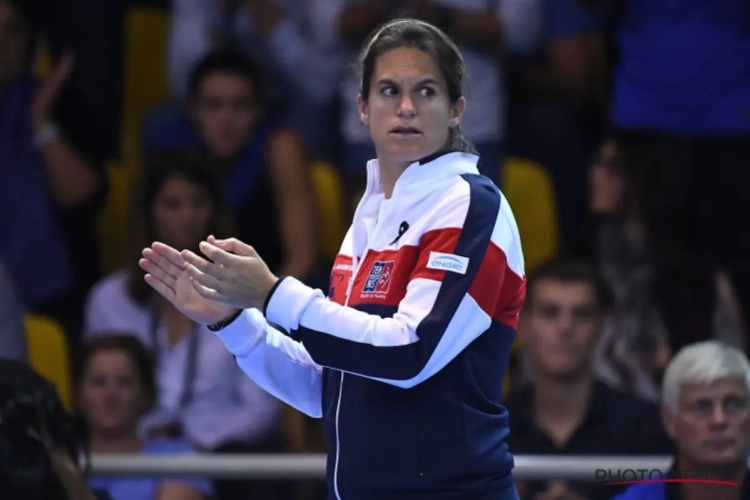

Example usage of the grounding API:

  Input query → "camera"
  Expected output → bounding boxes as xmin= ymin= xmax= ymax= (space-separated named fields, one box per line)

xmin=0 ymin=359 xmax=85 ymax=499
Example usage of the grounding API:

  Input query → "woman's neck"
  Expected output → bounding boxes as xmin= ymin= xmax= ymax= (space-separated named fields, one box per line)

xmin=377 ymin=159 xmax=410 ymax=199
xmin=88 ymin=431 xmax=142 ymax=454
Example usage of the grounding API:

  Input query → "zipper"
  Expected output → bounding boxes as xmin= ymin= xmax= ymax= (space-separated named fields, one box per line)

xmin=334 ymin=163 xmax=372 ymax=499
xmin=334 ymin=270 xmax=357 ymax=500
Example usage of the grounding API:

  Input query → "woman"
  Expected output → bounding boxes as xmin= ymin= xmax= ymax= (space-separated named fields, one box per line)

xmin=78 ymin=335 xmax=211 ymax=500
xmin=140 ymin=19 xmax=526 ymax=499
xmin=587 ymin=135 xmax=746 ymax=402
xmin=84 ymin=150 xmax=282 ymax=459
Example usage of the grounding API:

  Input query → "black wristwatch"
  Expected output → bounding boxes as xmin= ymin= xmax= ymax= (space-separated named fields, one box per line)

xmin=207 ymin=309 xmax=243 ymax=331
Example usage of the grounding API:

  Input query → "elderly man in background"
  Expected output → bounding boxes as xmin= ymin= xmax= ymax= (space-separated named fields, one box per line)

xmin=614 ymin=340 xmax=750 ymax=500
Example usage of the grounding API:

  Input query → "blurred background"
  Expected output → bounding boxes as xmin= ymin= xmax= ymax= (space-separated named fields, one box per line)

xmin=1 ymin=0 xmax=748 ymax=499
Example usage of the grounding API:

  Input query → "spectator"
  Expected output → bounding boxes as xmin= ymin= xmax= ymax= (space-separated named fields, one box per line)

xmin=506 ymin=257 xmax=672 ymax=500
xmin=0 ymin=260 xmax=27 ymax=361
xmin=145 ymin=50 xmax=319 ymax=283
xmin=79 ymin=335 xmax=212 ymax=500
xmin=166 ymin=0 xmax=344 ymax=161
xmin=614 ymin=341 xmax=750 ymax=500
xmin=336 ymin=0 xmax=543 ymax=186
xmin=0 ymin=0 xmax=107 ymax=344
xmin=84 ymin=149 xmax=284 ymax=499
xmin=586 ymin=135 xmax=746 ymax=402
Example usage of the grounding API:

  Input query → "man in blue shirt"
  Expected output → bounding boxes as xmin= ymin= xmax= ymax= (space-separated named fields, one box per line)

xmin=614 ymin=341 xmax=750 ymax=500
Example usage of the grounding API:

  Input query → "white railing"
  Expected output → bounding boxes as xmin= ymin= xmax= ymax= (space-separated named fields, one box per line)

xmin=89 ymin=454 xmax=680 ymax=479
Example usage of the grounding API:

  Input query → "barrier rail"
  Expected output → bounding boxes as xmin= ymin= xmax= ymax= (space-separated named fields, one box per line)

xmin=89 ymin=454 xmax=682 ymax=479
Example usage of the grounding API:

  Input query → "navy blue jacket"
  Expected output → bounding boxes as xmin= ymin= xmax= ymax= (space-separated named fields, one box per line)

xmin=215 ymin=152 xmax=525 ymax=498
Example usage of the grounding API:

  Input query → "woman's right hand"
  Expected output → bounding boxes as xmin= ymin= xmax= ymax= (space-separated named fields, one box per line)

xmin=140 ymin=242 xmax=238 ymax=326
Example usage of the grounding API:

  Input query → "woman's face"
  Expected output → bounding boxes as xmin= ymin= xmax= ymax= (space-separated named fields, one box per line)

xmin=358 ymin=47 xmax=465 ymax=167
xmin=589 ymin=139 xmax=625 ymax=215
xmin=151 ymin=175 xmax=214 ymax=250
xmin=191 ymin=72 xmax=259 ymax=159
xmin=0 ymin=1 xmax=30 ymax=85
xmin=79 ymin=350 xmax=145 ymax=435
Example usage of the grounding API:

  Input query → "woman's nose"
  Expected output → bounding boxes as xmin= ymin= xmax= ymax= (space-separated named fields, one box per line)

xmin=397 ymin=94 xmax=416 ymax=117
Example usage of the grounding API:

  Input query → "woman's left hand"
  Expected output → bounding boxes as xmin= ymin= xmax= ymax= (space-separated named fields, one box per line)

xmin=181 ymin=235 xmax=279 ymax=310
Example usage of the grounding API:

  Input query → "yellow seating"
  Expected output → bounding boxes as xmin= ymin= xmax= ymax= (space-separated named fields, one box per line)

xmin=24 ymin=315 xmax=73 ymax=412
xmin=98 ymin=163 xmax=133 ymax=273
xmin=502 ymin=157 xmax=559 ymax=275
xmin=122 ymin=7 xmax=170 ymax=171
xmin=311 ymin=162 xmax=346 ymax=260
xmin=34 ymin=42 xmax=54 ymax=78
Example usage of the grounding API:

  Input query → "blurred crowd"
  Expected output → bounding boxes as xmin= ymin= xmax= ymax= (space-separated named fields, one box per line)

xmin=1 ymin=0 xmax=748 ymax=499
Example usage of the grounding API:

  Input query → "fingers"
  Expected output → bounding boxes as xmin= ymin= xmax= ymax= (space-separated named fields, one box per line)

xmin=185 ymin=259 xmax=225 ymax=291
xmin=144 ymin=274 xmax=176 ymax=301
xmin=152 ymin=241 xmax=187 ymax=269
xmin=182 ymin=249 xmax=234 ymax=282
xmin=189 ymin=276 xmax=227 ymax=303
xmin=207 ymin=235 xmax=256 ymax=257
xmin=198 ymin=240 xmax=241 ymax=266
xmin=139 ymin=258 xmax=177 ymax=290
xmin=53 ymin=50 xmax=75 ymax=82
xmin=142 ymin=247 xmax=183 ymax=281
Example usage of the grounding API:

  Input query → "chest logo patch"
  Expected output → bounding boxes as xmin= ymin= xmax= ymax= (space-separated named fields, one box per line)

xmin=362 ymin=260 xmax=395 ymax=295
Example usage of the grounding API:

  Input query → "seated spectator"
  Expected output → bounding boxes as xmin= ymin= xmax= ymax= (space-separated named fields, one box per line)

xmin=83 ymin=150 xmax=284 ymax=499
xmin=586 ymin=135 xmax=746 ymax=402
xmin=79 ymin=335 xmax=212 ymax=500
xmin=506 ymin=257 xmax=672 ymax=500
xmin=144 ymin=49 xmax=318 ymax=283
xmin=0 ymin=260 xmax=27 ymax=361
xmin=614 ymin=340 xmax=750 ymax=500
xmin=0 ymin=0 xmax=107 ymax=344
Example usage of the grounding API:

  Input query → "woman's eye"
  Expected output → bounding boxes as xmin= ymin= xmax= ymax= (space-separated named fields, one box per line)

xmin=419 ymin=87 xmax=436 ymax=97
xmin=381 ymin=86 xmax=398 ymax=97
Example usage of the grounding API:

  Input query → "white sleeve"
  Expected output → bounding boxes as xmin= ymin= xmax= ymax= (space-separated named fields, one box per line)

xmin=214 ymin=308 xmax=323 ymax=418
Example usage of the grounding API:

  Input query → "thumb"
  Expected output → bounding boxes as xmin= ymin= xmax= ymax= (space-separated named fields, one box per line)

xmin=207 ymin=235 xmax=256 ymax=257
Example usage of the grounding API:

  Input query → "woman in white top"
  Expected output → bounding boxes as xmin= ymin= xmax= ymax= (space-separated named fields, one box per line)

xmin=84 ymin=149 xmax=281 ymax=453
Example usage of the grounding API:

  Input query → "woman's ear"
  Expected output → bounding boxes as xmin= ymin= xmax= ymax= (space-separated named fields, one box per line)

xmin=357 ymin=93 xmax=368 ymax=125
xmin=449 ymin=96 xmax=466 ymax=128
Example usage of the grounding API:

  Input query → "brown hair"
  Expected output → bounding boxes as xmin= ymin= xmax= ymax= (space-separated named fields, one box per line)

xmin=358 ymin=18 xmax=476 ymax=154
xmin=77 ymin=334 xmax=157 ymax=412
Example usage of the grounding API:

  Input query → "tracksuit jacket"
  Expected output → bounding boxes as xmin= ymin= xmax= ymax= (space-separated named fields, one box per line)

xmin=215 ymin=150 xmax=527 ymax=499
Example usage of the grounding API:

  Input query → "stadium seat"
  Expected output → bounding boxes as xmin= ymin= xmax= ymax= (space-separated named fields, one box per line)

xmin=24 ymin=315 xmax=73 ymax=412
xmin=311 ymin=162 xmax=346 ymax=260
xmin=122 ymin=6 xmax=170 ymax=171
xmin=98 ymin=163 xmax=133 ymax=273
xmin=502 ymin=157 xmax=559 ymax=274
xmin=34 ymin=42 xmax=53 ymax=78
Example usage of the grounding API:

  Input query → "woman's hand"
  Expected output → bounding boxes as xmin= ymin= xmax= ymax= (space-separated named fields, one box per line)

xmin=30 ymin=50 xmax=74 ymax=131
xmin=139 ymin=241 xmax=238 ymax=325
xmin=181 ymin=236 xmax=279 ymax=311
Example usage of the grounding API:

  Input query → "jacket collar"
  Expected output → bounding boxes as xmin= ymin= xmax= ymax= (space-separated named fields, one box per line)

xmin=363 ymin=149 xmax=480 ymax=202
